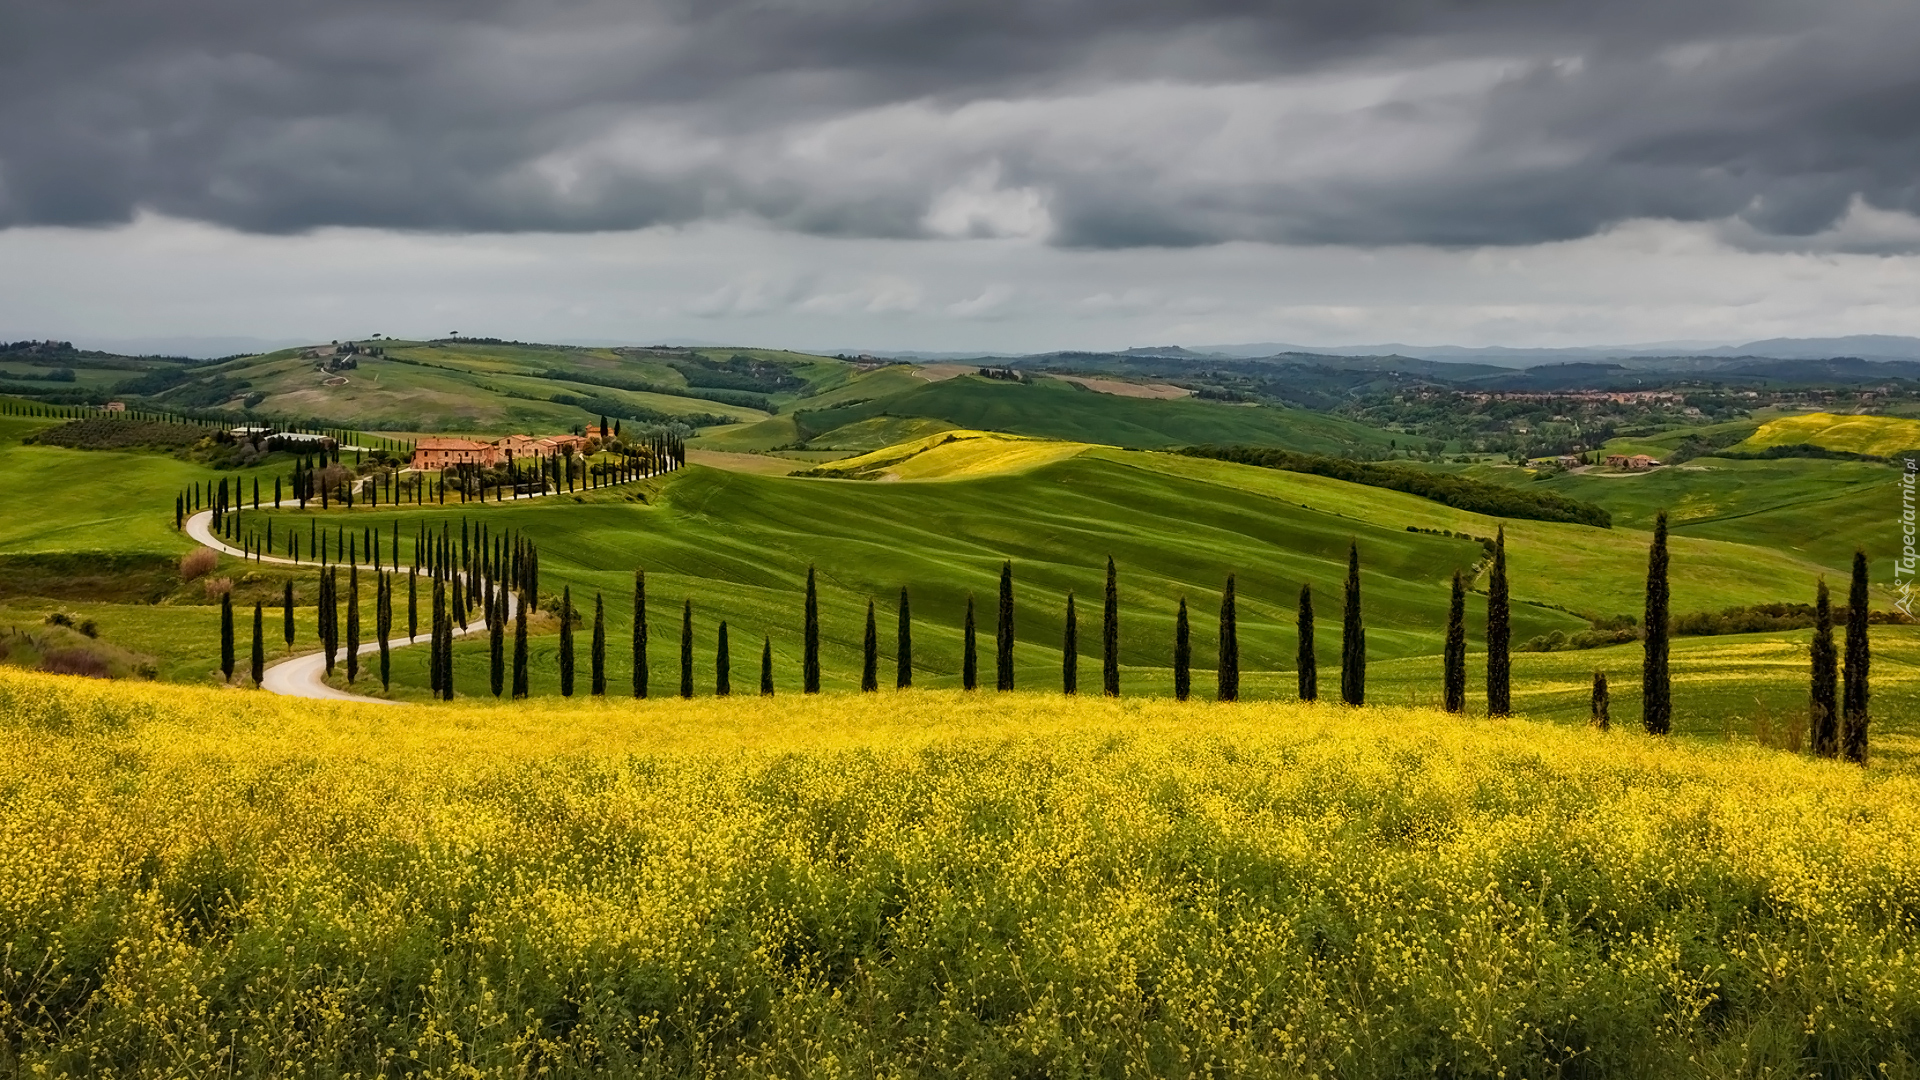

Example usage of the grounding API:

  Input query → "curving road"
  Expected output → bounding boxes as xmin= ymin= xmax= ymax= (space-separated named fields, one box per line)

xmin=186 ymin=509 xmax=513 ymax=703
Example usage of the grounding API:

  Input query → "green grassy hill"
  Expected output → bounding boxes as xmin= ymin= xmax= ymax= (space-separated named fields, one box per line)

xmin=187 ymin=441 xmax=1864 ymax=739
xmin=98 ymin=341 xmax=869 ymax=435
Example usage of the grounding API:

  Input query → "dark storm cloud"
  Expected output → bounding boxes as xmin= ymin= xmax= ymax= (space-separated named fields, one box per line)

xmin=2 ymin=0 xmax=1917 ymax=248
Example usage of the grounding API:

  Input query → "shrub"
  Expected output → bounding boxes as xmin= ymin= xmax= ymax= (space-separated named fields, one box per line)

xmin=202 ymin=577 xmax=233 ymax=599
xmin=44 ymin=612 xmax=74 ymax=628
xmin=179 ymin=548 xmax=217 ymax=581
xmin=39 ymin=648 xmax=111 ymax=678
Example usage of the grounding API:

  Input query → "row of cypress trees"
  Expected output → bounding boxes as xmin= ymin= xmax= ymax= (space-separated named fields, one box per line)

xmin=215 ymin=519 xmax=1878 ymax=765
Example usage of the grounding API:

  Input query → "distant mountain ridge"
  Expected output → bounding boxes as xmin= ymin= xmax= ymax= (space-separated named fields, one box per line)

xmin=1185 ymin=335 xmax=1920 ymax=367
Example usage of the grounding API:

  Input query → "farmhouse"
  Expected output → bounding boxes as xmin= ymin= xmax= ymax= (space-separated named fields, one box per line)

xmin=1603 ymin=453 xmax=1660 ymax=470
xmin=412 ymin=438 xmax=498 ymax=469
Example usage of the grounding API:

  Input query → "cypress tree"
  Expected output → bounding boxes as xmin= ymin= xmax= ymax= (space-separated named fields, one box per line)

xmin=437 ymin=581 xmax=454 ymax=700
xmin=716 ymin=620 xmax=731 ymax=696
xmin=761 ymin=636 xmax=775 ymax=696
xmin=1218 ymin=575 xmax=1240 ymax=702
xmin=1443 ymin=569 xmax=1466 ymax=714
xmin=862 ymin=599 xmax=878 ymax=691
xmin=283 ymin=580 xmax=295 ymax=650
xmin=1102 ymin=556 xmax=1119 ymax=697
xmin=1340 ymin=542 xmax=1364 ymax=706
xmin=220 ymin=591 xmax=235 ymax=682
xmin=512 ymin=592 xmax=530 ymax=699
xmin=803 ymin=566 xmax=821 ymax=693
xmin=250 ymin=601 xmax=265 ymax=687
xmin=680 ymin=599 xmax=694 ymax=699
xmin=489 ymin=589 xmax=505 ymax=698
xmin=996 ymin=560 xmax=1015 ymax=691
xmin=1590 ymin=671 xmax=1610 ymax=731
xmin=558 ymin=586 xmax=575 ymax=697
xmin=896 ymin=587 xmax=912 ymax=689
xmin=323 ymin=570 xmax=339 ymax=675
xmin=1487 ymin=527 xmax=1511 ymax=717
xmin=1643 ymin=511 xmax=1671 ymax=735
xmin=408 ymin=573 xmax=418 ymax=641
xmin=378 ymin=573 xmax=392 ymax=691
xmin=1062 ymin=591 xmax=1078 ymax=695
xmin=633 ymin=569 xmax=648 ymax=698
xmin=1173 ymin=597 xmax=1190 ymax=701
xmin=1297 ymin=584 xmax=1317 ymax=701
xmin=1810 ymin=577 xmax=1838 ymax=757
xmin=346 ymin=565 xmax=360 ymax=683
xmin=962 ymin=594 xmax=978 ymax=691
xmin=429 ymin=580 xmax=444 ymax=696
xmin=591 ymin=593 xmax=607 ymax=696
xmin=1843 ymin=549 xmax=1871 ymax=764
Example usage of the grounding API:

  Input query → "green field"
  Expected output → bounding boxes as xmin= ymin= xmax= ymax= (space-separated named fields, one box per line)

xmin=0 ymin=366 xmax=1906 ymax=756
xmin=171 ymin=445 xmax=1877 ymax=746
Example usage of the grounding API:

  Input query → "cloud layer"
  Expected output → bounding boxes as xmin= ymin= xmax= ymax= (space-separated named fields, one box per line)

xmin=4 ymin=0 xmax=1919 ymax=250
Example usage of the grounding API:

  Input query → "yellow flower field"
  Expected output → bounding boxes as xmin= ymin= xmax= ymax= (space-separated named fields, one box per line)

xmin=2 ymin=669 xmax=1919 ymax=1077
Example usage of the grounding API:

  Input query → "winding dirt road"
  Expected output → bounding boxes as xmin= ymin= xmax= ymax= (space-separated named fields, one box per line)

xmin=186 ymin=509 xmax=511 ymax=703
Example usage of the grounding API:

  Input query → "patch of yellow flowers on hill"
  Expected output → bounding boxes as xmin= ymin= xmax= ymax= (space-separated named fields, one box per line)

xmin=3 ymin=668 xmax=1920 ymax=1077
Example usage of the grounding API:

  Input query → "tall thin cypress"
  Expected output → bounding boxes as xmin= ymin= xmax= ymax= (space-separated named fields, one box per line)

xmin=408 ymin=574 xmax=418 ymax=641
xmin=378 ymin=573 xmax=392 ymax=691
xmin=512 ymin=591 xmax=530 ymax=699
xmin=1487 ymin=527 xmax=1511 ymax=717
xmin=1810 ymin=577 xmax=1838 ymax=757
xmin=680 ymin=599 xmax=694 ymax=699
xmin=558 ymin=586 xmax=575 ymax=697
xmin=429 ymin=580 xmax=444 ymax=695
xmin=1218 ymin=574 xmax=1239 ymax=702
xmin=1843 ymin=549 xmax=1871 ymax=764
xmin=250 ymin=601 xmax=264 ymax=687
xmin=220 ymin=592 xmax=235 ymax=682
xmin=1443 ymin=569 xmax=1466 ymax=714
xmin=1062 ymin=591 xmax=1078 ymax=695
xmin=1297 ymin=584 xmax=1317 ymax=701
xmin=1340 ymin=542 xmax=1364 ymax=706
xmin=323 ymin=569 xmax=339 ymax=676
xmin=437 ymin=580 xmax=454 ymax=700
xmin=488 ymin=589 xmax=505 ymax=698
xmin=996 ymin=560 xmax=1015 ymax=691
xmin=761 ymin=636 xmax=774 ymax=696
xmin=962 ymin=595 xmax=978 ymax=691
xmin=346 ymin=565 xmax=360 ymax=683
xmin=591 ymin=593 xmax=607 ymax=696
xmin=633 ymin=569 xmax=649 ymax=698
xmin=1643 ymin=511 xmax=1672 ymax=735
xmin=716 ymin=620 xmax=731 ymax=696
xmin=283 ymin=580 xmax=295 ymax=651
xmin=1173 ymin=597 xmax=1191 ymax=701
xmin=1102 ymin=556 xmax=1119 ymax=697
xmin=1591 ymin=672 xmax=1610 ymax=731
xmin=803 ymin=566 xmax=821 ymax=694
xmin=896 ymin=587 xmax=912 ymax=689
xmin=862 ymin=600 xmax=878 ymax=691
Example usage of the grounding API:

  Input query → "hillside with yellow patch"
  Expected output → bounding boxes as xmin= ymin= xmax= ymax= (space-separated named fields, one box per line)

xmin=1735 ymin=411 xmax=1920 ymax=457
xmin=800 ymin=428 xmax=1092 ymax=480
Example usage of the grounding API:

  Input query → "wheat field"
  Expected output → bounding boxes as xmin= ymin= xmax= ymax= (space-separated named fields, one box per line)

xmin=3 ymin=669 xmax=1919 ymax=1077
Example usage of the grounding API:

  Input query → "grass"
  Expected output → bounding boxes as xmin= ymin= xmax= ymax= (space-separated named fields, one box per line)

xmin=148 ymin=342 xmax=856 ymax=434
xmin=1733 ymin=411 xmax=1920 ymax=457
xmin=217 ymin=444 xmax=1870 ymax=723
xmin=788 ymin=374 xmax=1398 ymax=454
xmin=5 ymin=668 xmax=1920 ymax=1077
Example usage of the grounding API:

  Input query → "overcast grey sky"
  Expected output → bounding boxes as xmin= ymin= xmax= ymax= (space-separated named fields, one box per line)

xmin=4 ymin=0 xmax=1919 ymax=353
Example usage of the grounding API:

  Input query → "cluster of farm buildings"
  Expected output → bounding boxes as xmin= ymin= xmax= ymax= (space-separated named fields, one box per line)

xmin=410 ymin=433 xmax=596 ymax=470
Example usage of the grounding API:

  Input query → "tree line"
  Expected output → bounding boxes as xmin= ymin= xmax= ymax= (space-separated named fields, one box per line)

xmin=217 ymin=510 xmax=1879 ymax=764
